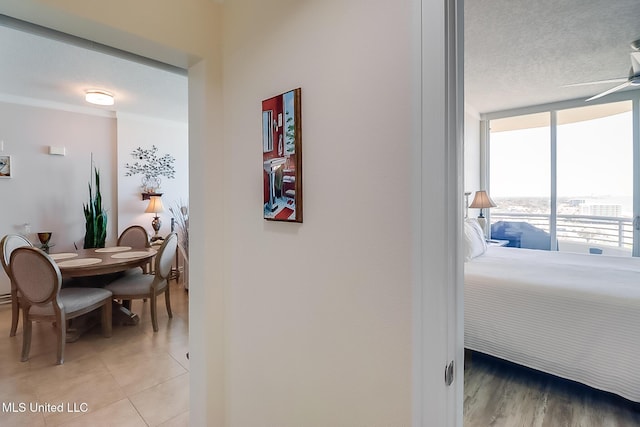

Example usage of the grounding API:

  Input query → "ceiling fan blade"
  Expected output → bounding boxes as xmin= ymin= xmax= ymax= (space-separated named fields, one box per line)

xmin=585 ymin=81 xmax=632 ymax=101
xmin=563 ymin=78 xmax=627 ymax=87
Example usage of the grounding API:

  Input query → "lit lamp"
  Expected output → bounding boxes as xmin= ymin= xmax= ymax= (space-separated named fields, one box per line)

xmin=469 ymin=190 xmax=496 ymax=235
xmin=85 ymin=90 xmax=114 ymax=106
xmin=145 ymin=195 xmax=165 ymax=242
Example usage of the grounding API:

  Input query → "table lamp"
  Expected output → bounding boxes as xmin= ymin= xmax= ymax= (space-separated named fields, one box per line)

xmin=469 ymin=190 xmax=496 ymax=234
xmin=145 ymin=195 xmax=165 ymax=242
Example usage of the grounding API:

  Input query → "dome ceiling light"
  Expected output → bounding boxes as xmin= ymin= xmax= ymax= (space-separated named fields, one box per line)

xmin=85 ymin=90 xmax=114 ymax=106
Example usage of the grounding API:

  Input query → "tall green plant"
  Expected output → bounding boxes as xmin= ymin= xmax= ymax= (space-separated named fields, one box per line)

xmin=83 ymin=167 xmax=107 ymax=248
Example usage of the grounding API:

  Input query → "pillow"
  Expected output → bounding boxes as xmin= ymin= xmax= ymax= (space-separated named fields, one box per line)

xmin=464 ymin=218 xmax=487 ymax=261
xmin=466 ymin=218 xmax=487 ymax=250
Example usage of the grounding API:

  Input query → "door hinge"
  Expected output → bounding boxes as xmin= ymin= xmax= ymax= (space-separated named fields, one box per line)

xmin=634 ymin=216 xmax=640 ymax=231
xmin=444 ymin=360 xmax=455 ymax=386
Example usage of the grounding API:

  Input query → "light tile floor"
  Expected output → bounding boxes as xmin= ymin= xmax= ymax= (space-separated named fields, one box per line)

xmin=0 ymin=280 xmax=189 ymax=427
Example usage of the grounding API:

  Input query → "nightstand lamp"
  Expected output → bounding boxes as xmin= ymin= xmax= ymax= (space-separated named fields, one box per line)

xmin=145 ymin=195 xmax=165 ymax=242
xmin=469 ymin=190 xmax=496 ymax=235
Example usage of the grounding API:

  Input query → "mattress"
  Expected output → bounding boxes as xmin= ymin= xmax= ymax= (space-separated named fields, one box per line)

xmin=464 ymin=246 xmax=640 ymax=402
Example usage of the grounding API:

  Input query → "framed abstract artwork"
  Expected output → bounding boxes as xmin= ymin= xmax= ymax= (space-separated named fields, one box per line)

xmin=0 ymin=155 xmax=12 ymax=178
xmin=262 ymin=88 xmax=303 ymax=222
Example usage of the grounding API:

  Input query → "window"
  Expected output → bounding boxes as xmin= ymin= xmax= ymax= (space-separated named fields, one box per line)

xmin=556 ymin=102 xmax=633 ymax=255
xmin=487 ymin=100 xmax=635 ymax=256
xmin=489 ymin=113 xmax=551 ymax=250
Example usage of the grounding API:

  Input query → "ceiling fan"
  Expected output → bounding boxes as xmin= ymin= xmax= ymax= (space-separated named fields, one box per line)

xmin=564 ymin=39 xmax=640 ymax=102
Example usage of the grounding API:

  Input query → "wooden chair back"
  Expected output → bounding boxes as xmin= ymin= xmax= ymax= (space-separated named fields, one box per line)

xmin=117 ymin=225 xmax=150 ymax=249
xmin=10 ymin=247 xmax=61 ymax=307
xmin=154 ymin=232 xmax=178 ymax=281
xmin=1 ymin=234 xmax=34 ymax=336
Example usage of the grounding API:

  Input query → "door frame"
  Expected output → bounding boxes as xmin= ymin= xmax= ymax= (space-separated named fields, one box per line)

xmin=413 ymin=0 xmax=464 ymax=425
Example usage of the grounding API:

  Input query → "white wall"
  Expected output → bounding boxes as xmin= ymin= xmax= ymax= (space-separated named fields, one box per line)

xmin=0 ymin=101 xmax=116 ymax=293
xmin=116 ymin=114 xmax=188 ymax=238
xmin=224 ymin=1 xmax=412 ymax=425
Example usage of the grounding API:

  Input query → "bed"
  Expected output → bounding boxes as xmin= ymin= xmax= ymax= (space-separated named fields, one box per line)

xmin=463 ymin=220 xmax=640 ymax=403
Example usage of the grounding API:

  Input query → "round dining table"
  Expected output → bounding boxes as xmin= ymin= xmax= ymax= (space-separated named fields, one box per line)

xmin=51 ymin=246 xmax=156 ymax=278
xmin=49 ymin=246 xmax=157 ymax=336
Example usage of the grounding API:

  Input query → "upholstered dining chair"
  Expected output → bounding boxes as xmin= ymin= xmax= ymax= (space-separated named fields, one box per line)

xmin=10 ymin=247 xmax=113 ymax=365
xmin=118 ymin=225 xmax=152 ymax=275
xmin=105 ymin=232 xmax=178 ymax=332
xmin=117 ymin=225 xmax=151 ymax=249
xmin=1 ymin=234 xmax=33 ymax=337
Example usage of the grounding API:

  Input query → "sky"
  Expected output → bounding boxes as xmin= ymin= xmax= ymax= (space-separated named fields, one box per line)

xmin=490 ymin=110 xmax=633 ymax=202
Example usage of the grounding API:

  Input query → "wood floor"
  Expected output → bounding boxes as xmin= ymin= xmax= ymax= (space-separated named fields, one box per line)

xmin=0 ymin=280 xmax=189 ymax=427
xmin=464 ymin=351 xmax=640 ymax=427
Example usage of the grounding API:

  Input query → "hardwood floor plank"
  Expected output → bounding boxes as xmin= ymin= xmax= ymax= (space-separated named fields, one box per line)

xmin=464 ymin=351 xmax=640 ymax=427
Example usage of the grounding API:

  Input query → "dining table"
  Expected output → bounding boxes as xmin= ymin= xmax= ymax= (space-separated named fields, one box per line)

xmin=51 ymin=246 xmax=156 ymax=278
xmin=49 ymin=246 xmax=157 ymax=339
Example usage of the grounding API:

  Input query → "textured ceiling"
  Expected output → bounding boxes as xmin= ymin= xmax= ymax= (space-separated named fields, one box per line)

xmin=0 ymin=23 xmax=187 ymax=122
xmin=465 ymin=0 xmax=640 ymax=114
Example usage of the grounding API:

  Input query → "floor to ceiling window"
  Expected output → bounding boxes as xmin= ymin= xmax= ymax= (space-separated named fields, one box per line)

xmin=487 ymin=99 xmax=636 ymax=256
xmin=489 ymin=112 xmax=551 ymax=250
xmin=556 ymin=101 xmax=633 ymax=255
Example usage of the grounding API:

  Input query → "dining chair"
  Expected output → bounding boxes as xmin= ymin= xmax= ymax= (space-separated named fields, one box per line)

xmin=118 ymin=225 xmax=152 ymax=276
xmin=105 ymin=232 xmax=178 ymax=332
xmin=117 ymin=225 xmax=151 ymax=249
xmin=1 ymin=234 xmax=33 ymax=337
xmin=10 ymin=247 xmax=113 ymax=365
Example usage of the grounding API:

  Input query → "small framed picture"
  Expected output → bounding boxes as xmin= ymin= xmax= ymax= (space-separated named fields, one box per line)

xmin=0 ymin=155 xmax=12 ymax=179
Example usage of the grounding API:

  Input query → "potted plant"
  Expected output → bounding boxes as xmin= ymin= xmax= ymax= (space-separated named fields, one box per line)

xmin=124 ymin=145 xmax=176 ymax=193
xmin=83 ymin=167 xmax=107 ymax=248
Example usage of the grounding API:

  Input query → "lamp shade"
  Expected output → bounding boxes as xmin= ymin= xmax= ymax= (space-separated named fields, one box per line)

xmin=469 ymin=190 xmax=496 ymax=209
xmin=145 ymin=196 xmax=165 ymax=214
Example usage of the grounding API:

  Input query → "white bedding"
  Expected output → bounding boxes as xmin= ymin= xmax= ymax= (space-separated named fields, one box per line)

xmin=465 ymin=246 xmax=640 ymax=402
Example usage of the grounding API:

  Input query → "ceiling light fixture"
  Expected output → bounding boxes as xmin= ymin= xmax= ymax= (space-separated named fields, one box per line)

xmin=85 ymin=90 xmax=114 ymax=106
